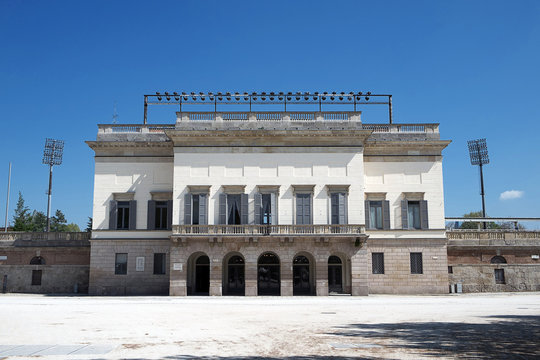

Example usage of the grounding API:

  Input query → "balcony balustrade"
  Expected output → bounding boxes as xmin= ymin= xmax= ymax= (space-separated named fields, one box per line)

xmin=172 ymin=224 xmax=366 ymax=236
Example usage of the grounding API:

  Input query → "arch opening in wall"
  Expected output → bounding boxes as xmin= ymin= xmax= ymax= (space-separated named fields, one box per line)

xmin=187 ymin=252 xmax=210 ymax=296
xmin=490 ymin=256 xmax=507 ymax=264
xmin=293 ymin=253 xmax=315 ymax=296
xmin=223 ymin=253 xmax=245 ymax=296
xmin=30 ymin=256 xmax=45 ymax=265
xmin=257 ymin=252 xmax=280 ymax=296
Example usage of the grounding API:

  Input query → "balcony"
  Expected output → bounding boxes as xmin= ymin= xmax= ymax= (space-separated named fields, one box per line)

xmin=177 ymin=111 xmax=361 ymax=123
xmin=172 ymin=224 xmax=366 ymax=236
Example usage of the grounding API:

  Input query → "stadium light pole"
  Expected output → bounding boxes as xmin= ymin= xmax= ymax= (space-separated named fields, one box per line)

xmin=42 ymin=139 xmax=64 ymax=232
xmin=467 ymin=139 xmax=489 ymax=229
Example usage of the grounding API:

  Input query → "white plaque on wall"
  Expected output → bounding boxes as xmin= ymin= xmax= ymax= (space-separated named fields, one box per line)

xmin=136 ymin=257 xmax=145 ymax=271
xmin=0 ymin=256 xmax=7 ymax=260
xmin=173 ymin=263 xmax=183 ymax=271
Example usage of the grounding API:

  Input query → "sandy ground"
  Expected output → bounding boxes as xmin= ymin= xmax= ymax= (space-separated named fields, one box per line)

xmin=1 ymin=293 xmax=539 ymax=359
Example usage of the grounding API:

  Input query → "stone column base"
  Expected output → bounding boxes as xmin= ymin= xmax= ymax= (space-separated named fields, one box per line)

xmin=170 ymin=280 xmax=187 ymax=296
xmin=245 ymin=280 xmax=257 ymax=296
xmin=316 ymin=280 xmax=328 ymax=296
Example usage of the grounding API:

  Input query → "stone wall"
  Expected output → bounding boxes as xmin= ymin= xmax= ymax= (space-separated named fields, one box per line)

xmin=0 ymin=265 xmax=89 ymax=294
xmin=449 ymin=264 xmax=540 ymax=292
xmin=89 ymin=239 xmax=170 ymax=295
xmin=368 ymin=238 xmax=448 ymax=294
xmin=169 ymin=236 xmax=367 ymax=296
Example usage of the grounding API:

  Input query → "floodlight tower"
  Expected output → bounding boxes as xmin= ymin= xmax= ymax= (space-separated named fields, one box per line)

xmin=42 ymin=139 xmax=64 ymax=232
xmin=467 ymin=138 xmax=489 ymax=229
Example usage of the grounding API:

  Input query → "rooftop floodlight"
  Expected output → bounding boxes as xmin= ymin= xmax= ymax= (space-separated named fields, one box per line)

xmin=165 ymin=92 xmax=171 ymax=101
xmin=467 ymin=138 xmax=490 ymax=228
xmin=42 ymin=138 xmax=64 ymax=232
xmin=173 ymin=92 xmax=179 ymax=101
xmin=235 ymin=92 xmax=240 ymax=100
xmin=244 ymin=93 xmax=249 ymax=100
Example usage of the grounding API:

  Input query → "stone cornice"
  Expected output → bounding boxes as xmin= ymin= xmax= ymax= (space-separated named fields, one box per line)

xmin=364 ymin=140 xmax=451 ymax=156
xmin=86 ymin=141 xmax=173 ymax=156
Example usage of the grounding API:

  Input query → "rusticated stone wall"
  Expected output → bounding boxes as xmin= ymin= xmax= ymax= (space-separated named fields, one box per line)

xmin=449 ymin=265 xmax=540 ymax=292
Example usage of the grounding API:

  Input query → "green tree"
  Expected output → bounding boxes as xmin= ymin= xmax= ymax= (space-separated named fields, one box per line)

xmin=29 ymin=210 xmax=47 ymax=232
xmin=65 ymin=223 xmax=81 ymax=232
xmin=459 ymin=211 xmax=500 ymax=229
xmin=12 ymin=192 xmax=31 ymax=231
xmin=85 ymin=217 xmax=93 ymax=232
xmin=50 ymin=209 xmax=68 ymax=232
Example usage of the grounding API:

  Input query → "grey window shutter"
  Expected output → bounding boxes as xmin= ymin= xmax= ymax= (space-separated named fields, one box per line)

xmin=241 ymin=193 xmax=249 ymax=225
xmin=305 ymin=194 xmax=312 ymax=224
xmin=364 ymin=201 xmax=370 ymax=228
xmin=128 ymin=200 xmax=137 ymax=230
xmin=420 ymin=200 xmax=429 ymax=229
xmin=184 ymin=193 xmax=192 ymax=225
xmin=401 ymin=200 xmax=409 ymax=229
xmin=219 ymin=193 xmax=227 ymax=224
xmin=296 ymin=195 xmax=303 ymax=225
xmin=147 ymin=200 xmax=156 ymax=230
xmin=338 ymin=193 xmax=346 ymax=225
xmin=109 ymin=200 xmax=117 ymax=230
xmin=270 ymin=192 xmax=277 ymax=225
xmin=199 ymin=194 xmax=207 ymax=225
xmin=331 ymin=194 xmax=338 ymax=225
xmin=167 ymin=200 xmax=173 ymax=230
xmin=254 ymin=193 xmax=262 ymax=225
xmin=383 ymin=200 xmax=391 ymax=230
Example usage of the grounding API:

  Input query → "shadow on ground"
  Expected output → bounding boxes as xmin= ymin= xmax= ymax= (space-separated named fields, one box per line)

xmin=327 ymin=314 xmax=540 ymax=359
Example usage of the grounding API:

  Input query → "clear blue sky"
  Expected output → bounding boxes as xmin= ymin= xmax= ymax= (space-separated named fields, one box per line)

xmin=1 ymin=0 xmax=539 ymax=229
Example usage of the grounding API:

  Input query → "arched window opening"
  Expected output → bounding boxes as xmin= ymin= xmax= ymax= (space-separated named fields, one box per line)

xmin=491 ymin=256 xmax=507 ymax=264
xmin=30 ymin=256 xmax=45 ymax=265
xmin=258 ymin=252 xmax=280 ymax=296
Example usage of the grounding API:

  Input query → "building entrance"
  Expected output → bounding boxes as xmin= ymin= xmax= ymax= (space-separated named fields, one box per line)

xmin=328 ymin=255 xmax=343 ymax=294
xmin=226 ymin=255 xmax=245 ymax=295
xmin=293 ymin=255 xmax=311 ymax=295
xmin=194 ymin=255 xmax=210 ymax=295
xmin=258 ymin=253 xmax=280 ymax=296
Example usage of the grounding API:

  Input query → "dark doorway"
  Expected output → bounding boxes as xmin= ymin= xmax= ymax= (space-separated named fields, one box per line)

xmin=328 ymin=255 xmax=343 ymax=294
xmin=293 ymin=255 xmax=311 ymax=295
xmin=258 ymin=253 xmax=280 ymax=296
xmin=195 ymin=255 xmax=210 ymax=295
xmin=226 ymin=255 xmax=245 ymax=296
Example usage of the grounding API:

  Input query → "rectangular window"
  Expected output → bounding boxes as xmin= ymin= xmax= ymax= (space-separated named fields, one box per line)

xmin=407 ymin=201 xmax=421 ymax=229
xmin=410 ymin=252 xmax=423 ymax=274
xmin=368 ymin=201 xmax=383 ymax=229
xmin=448 ymin=266 xmax=453 ymax=274
xmin=331 ymin=193 xmax=347 ymax=225
xmin=153 ymin=253 xmax=166 ymax=275
xmin=296 ymin=193 xmax=312 ymax=225
xmin=31 ymin=270 xmax=42 ymax=286
xmin=372 ymin=253 xmax=385 ymax=274
xmin=154 ymin=201 xmax=168 ymax=230
xmin=494 ymin=269 xmax=505 ymax=284
xmin=117 ymin=201 xmax=130 ymax=230
xmin=115 ymin=253 xmax=128 ymax=275
xmin=192 ymin=195 xmax=200 ymax=225
xmin=262 ymin=194 xmax=272 ymax=225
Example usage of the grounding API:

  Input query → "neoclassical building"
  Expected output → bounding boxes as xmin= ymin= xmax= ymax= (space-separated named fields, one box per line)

xmin=86 ymin=92 xmax=451 ymax=296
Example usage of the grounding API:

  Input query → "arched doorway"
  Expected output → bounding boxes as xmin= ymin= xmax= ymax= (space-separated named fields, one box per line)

xmin=258 ymin=252 xmax=280 ymax=296
xmin=225 ymin=255 xmax=245 ymax=296
xmin=328 ymin=255 xmax=343 ymax=294
xmin=194 ymin=255 xmax=210 ymax=295
xmin=293 ymin=255 xmax=312 ymax=295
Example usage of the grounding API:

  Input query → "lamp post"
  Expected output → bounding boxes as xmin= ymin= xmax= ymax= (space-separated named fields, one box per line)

xmin=467 ymin=139 xmax=489 ymax=229
xmin=42 ymin=139 xmax=64 ymax=232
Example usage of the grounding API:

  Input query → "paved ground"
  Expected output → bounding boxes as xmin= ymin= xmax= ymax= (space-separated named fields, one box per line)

xmin=0 ymin=293 xmax=539 ymax=359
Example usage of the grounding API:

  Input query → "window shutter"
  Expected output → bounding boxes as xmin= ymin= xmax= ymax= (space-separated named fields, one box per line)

xmin=338 ymin=193 xmax=346 ymax=225
xmin=167 ymin=200 xmax=173 ymax=230
xmin=401 ymin=200 xmax=408 ymax=229
xmin=296 ymin=195 xmax=303 ymax=225
xmin=420 ymin=200 xmax=429 ymax=229
xmin=305 ymin=194 xmax=312 ymax=224
xmin=147 ymin=200 xmax=156 ymax=230
xmin=254 ymin=193 xmax=262 ymax=225
xmin=270 ymin=192 xmax=277 ymax=225
xmin=128 ymin=200 xmax=137 ymax=230
xmin=383 ymin=200 xmax=391 ymax=230
xmin=241 ymin=193 xmax=249 ymax=225
xmin=331 ymin=194 xmax=338 ymax=225
xmin=199 ymin=194 xmax=207 ymax=225
xmin=364 ymin=201 xmax=370 ymax=228
xmin=184 ymin=193 xmax=192 ymax=225
xmin=219 ymin=193 xmax=227 ymax=224
xmin=109 ymin=200 xmax=117 ymax=230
